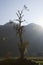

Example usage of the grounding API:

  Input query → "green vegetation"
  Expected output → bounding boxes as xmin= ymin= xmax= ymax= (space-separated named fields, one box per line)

xmin=0 ymin=57 xmax=39 ymax=65
xmin=0 ymin=57 xmax=43 ymax=65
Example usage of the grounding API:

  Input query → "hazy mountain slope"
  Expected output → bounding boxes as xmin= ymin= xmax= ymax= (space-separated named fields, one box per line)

xmin=23 ymin=23 xmax=43 ymax=56
xmin=0 ymin=22 xmax=43 ymax=57
xmin=0 ymin=22 xmax=19 ymax=57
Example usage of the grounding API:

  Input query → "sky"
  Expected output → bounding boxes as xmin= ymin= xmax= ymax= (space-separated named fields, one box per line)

xmin=0 ymin=0 xmax=43 ymax=27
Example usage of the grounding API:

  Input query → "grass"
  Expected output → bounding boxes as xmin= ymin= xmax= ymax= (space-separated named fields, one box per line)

xmin=27 ymin=57 xmax=43 ymax=65
xmin=0 ymin=57 xmax=43 ymax=65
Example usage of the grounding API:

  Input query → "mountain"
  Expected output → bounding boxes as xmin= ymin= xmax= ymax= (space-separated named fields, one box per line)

xmin=23 ymin=23 xmax=43 ymax=57
xmin=0 ymin=22 xmax=43 ymax=57
xmin=0 ymin=22 xmax=19 ymax=57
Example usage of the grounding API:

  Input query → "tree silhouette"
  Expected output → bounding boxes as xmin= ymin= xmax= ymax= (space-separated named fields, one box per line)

xmin=15 ymin=10 xmax=29 ymax=59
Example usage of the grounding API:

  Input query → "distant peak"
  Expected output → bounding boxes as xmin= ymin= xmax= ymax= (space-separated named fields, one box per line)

xmin=8 ymin=21 xmax=14 ymax=24
xmin=28 ymin=23 xmax=42 ymax=27
xmin=4 ymin=21 xmax=16 ymax=26
xmin=29 ymin=23 xmax=37 ymax=26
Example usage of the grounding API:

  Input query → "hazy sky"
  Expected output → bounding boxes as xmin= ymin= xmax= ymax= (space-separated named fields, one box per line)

xmin=0 ymin=0 xmax=43 ymax=26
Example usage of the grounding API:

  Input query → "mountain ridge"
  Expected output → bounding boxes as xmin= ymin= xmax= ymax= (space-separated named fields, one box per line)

xmin=0 ymin=22 xmax=43 ymax=57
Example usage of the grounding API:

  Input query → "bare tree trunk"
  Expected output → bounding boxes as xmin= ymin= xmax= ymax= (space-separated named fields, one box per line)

xmin=19 ymin=24 xmax=24 ymax=59
xmin=15 ymin=10 xmax=26 ymax=59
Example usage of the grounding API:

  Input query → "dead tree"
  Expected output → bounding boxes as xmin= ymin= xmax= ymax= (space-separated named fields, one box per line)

xmin=15 ymin=10 xmax=28 ymax=59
